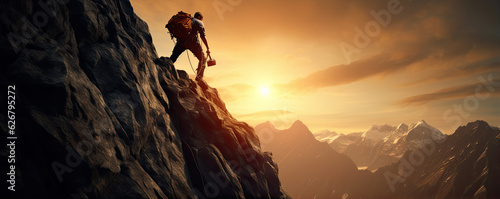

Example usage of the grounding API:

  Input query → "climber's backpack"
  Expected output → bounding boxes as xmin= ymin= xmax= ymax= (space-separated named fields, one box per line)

xmin=165 ymin=11 xmax=192 ymax=40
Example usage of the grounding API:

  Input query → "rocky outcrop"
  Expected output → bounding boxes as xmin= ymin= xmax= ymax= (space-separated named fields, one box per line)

xmin=0 ymin=0 xmax=288 ymax=198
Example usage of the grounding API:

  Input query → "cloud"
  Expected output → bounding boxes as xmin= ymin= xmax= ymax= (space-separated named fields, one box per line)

xmin=403 ymin=55 xmax=500 ymax=86
xmin=398 ymin=77 xmax=500 ymax=107
xmin=277 ymin=7 xmax=500 ymax=93
xmin=276 ymin=40 xmax=438 ymax=93
xmin=236 ymin=110 xmax=292 ymax=119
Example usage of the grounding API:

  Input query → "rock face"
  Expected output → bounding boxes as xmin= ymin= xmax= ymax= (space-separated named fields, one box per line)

xmin=0 ymin=0 xmax=288 ymax=198
xmin=377 ymin=121 xmax=500 ymax=199
xmin=255 ymin=121 xmax=389 ymax=199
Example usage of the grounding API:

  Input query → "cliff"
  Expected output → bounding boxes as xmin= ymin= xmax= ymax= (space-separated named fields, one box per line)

xmin=0 ymin=0 xmax=288 ymax=198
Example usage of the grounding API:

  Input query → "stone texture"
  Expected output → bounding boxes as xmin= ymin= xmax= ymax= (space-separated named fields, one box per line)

xmin=0 ymin=0 xmax=288 ymax=198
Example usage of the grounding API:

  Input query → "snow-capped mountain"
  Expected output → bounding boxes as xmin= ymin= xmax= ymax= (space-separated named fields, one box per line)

xmin=256 ymin=120 xmax=500 ymax=198
xmin=328 ymin=132 xmax=363 ymax=153
xmin=329 ymin=120 xmax=446 ymax=170
xmin=405 ymin=120 xmax=446 ymax=143
xmin=361 ymin=124 xmax=396 ymax=142
xmin=312 ymin=130 xmax=363 ymax=153
xmin=383 ymin=123 xmax=408 ymax=144
xmin=314 ymin=130 xmax=339 ymax=143
xmin=377 ymin=120 xmax=500 ymax=198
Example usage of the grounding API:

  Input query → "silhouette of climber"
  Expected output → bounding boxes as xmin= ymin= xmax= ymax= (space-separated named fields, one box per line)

xmin=169 ymin=12 xmax=210 ymax=80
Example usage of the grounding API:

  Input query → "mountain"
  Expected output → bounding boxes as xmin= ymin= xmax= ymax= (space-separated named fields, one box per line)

xmin=256 ymin=120 xmax=499 ymax=199
xmin=328 ymin=132 xmax=363 ymax=153
xmin=0 ymin=0 xmax=288 ymax=198
xmin=377 ymin=120 xmax=500 ymax=199
xmin=339 ymin=120 xmax=446 ymax=170
xmin=255 ymin=121 xmax=389 ymax=199
xmin=313 ymin=130 xmax=339 ymax=143
xmin=362 ymin=124 xmax=396 ymax=141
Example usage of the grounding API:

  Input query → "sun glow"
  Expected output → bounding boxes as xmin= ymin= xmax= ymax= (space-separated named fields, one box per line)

xmin=260 ymin=86 xmax=271 ymax=96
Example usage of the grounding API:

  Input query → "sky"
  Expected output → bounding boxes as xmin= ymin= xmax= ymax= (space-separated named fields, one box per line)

xmin=130 ymin=0 xmax=500 ymax=134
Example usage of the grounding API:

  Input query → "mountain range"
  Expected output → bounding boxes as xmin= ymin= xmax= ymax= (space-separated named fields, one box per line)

xmin=255 ymin=121 xmax=389 ymax=198
xmin=319 ymin=120 xmax=447 ymax=170
xmin=377 ymin=120 xmax=500 ymax=198
xmin=256 ymin=120 xmax=500 ymax=199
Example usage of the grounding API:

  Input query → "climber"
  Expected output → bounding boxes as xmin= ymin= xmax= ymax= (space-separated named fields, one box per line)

xmin=168 ymin=12 xmax=210 ymax=80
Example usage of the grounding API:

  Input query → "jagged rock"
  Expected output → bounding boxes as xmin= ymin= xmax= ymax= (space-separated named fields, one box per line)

xmin=0 ymin=0 xmax=288 ymax=198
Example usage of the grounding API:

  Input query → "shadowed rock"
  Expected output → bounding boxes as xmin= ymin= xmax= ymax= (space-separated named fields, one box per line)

xmin=0 ymin=0 xmax=288 ymax=198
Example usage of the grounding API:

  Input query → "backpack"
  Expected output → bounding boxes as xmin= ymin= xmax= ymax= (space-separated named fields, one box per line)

xmin=165 ymin=11 xmax=192 ymax=40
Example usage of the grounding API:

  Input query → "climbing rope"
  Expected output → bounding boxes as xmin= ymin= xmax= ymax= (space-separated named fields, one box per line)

xmin=187 ymin=51 xmax=196 ymax=75
xmin=172 ymin=39 xmax=197 ymax=75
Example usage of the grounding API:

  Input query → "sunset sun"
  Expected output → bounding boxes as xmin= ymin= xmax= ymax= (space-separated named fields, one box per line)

xmin=259 ymin=86 xmax=270 ymax=96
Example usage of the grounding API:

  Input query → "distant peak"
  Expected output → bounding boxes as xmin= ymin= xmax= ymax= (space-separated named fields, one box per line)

xmin=316 ymin=129 xmax=338 ymax=135
xmin=366 ymin=124 xmax=396 ymax=132
xmin=406 ymin=120 xmax=445 ymax=140
xmin=290 ymin=120 xmax=307 ymax=129
xmin=362 ymin=124 xmax=395 ymax=141
xmin=369 ymin=124 xmax=394 ymax=128
xmin=417 ymin=120 xmax=428 ymax=125
xmin=397 ymin=123 xmax=408 ymax=129
xmin=409 ymin=120 xmax=432 ymax=129
xmin=263 ymin=121 xmax=273 ymax=126
xmin=453 ymin=120 xmax=497 ymax=138
xmin=286 ymin=120 xmax=315 ymax=139
xmin=287 ymin=120 xmax=312 ymax=133
xmin=467 ymin=120 xmax=493 ymax=129
xmin=254 ymin=121 xmax=277 ymax=132
xmin=393 ymin=123 xmax=409 ymax=135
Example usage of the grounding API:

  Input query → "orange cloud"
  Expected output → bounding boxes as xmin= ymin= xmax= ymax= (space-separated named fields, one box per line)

xmin=279 ymin=46 xmax=428 ymax=93
xmin=277 ymin=11 xmax=500 ymax=92
xmin=398 ymin=78 xmax=500 ymax=107
xmin=237 ymin=110 xmax=292 ymax=119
